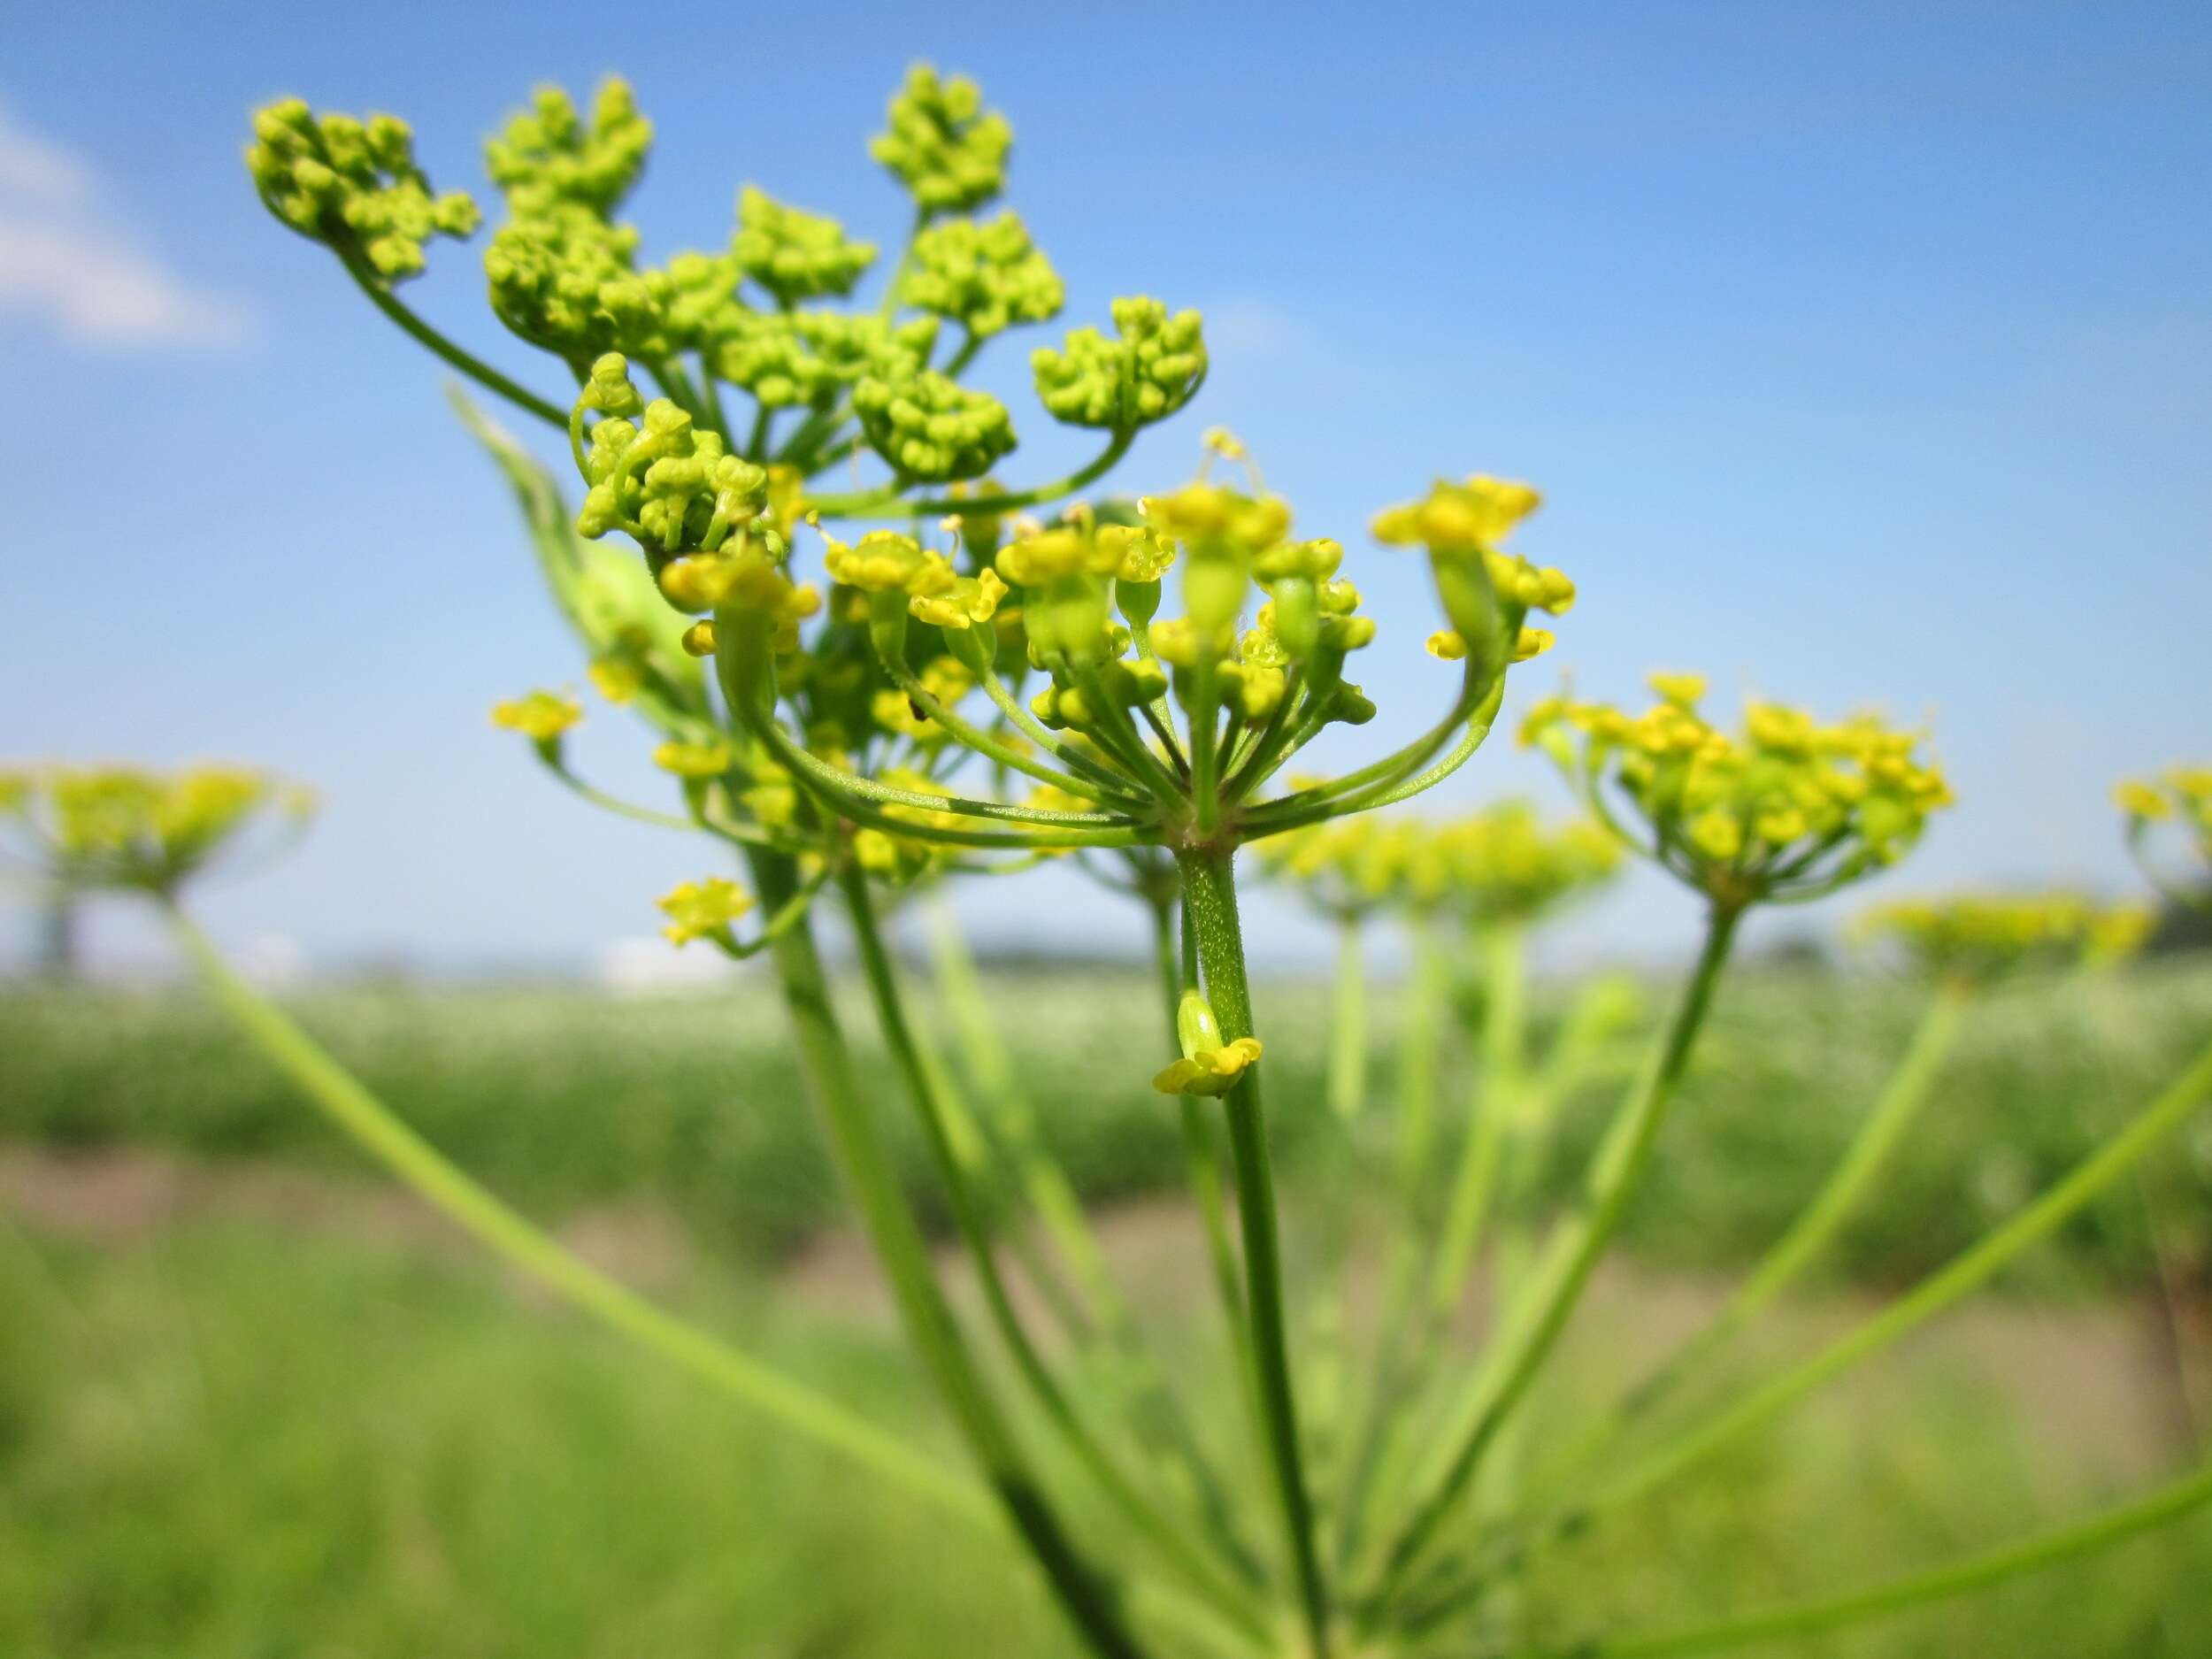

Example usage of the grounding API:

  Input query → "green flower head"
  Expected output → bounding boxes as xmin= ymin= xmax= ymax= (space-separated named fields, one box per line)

xmin=246 ymin=100 xmax=480 ymax=281
xmin=1033 ymin=298 xmax=1208 ymax=430
xmin=852 ymin=370 xmax=1017 ymax=483
xmin=732 ymin=187 xmax=878 ymax=307
xmin=870 ymin=64 xmax=1013 ymax=216
xmin=901 ymin=211 xmax=1064 ymax=339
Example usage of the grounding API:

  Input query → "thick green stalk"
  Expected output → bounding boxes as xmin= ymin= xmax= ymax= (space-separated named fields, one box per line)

xmin=926 ymin=896 xmax=1263 ymax=1582
xmin=840 ymin=870 xmax=1270 ymax=1643
xmin=749 ymin=853 xmax=1152 ymax=1659
xmin=1326 ymin=915 xmax=1368 ymax=1123
xmin=1373 ymin=904 xmax=1742 ymax=1605
xmin=1566 ymin=1025 xmax=2212 ymax=1532
xmin=1532 ymin=979 xmax=1971 ymax=1504
xmin=1527 ymin=1455 xmax=2212 ymax=1658
xmin=1179 ymin=849 xmax=1333 ymax=1655
xmin=160 ymin=902 xmax=989 ymax=1527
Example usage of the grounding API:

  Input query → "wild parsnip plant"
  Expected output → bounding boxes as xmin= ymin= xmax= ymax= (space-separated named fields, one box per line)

xmin=20 ymin=53 xmax=2169 ymax=1659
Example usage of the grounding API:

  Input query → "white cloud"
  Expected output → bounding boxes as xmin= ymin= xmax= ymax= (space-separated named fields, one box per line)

xmin=1203 ymin=296 xmax=1306 ymax=360
xmin=0 ymin=99 xmax=250 ymax=348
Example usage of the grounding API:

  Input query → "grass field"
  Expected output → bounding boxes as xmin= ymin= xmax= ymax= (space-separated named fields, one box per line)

xmin=5 ymin=956 xmax=2209 ymax=1284
xmin=4 ymin=954 xmax=2212 ymax=1656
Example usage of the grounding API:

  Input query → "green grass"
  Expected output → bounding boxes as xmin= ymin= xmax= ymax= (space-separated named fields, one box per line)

xmin=1 ymin=1213 xmax=2207 ymax=1659
xmin=4 ymin=956 xmax=2209 ymax=1286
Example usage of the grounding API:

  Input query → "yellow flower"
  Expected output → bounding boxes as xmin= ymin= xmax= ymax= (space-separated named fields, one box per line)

xmin=657 ymin=877 xmax=755 ymax=946
xmin=1153 ymin=1040 xmax=1263 ymax=1097
xmin=1687 ymin=808 xmax=1744 ymax=861
xmin=491 ymin=690 xmax=582 ymax=741
xmin=588 ymin=658 xmax=643 ymax=703
xmin=651 ymin=739 xmax=733 ymax=778
xmin=1648 ymin=672 xmax=1708 ymax=707
xmin=1512 ymin=626 xmax=1555 ymax=662
xmin=825 ymin=529 xmax=956 ymax=596
xmin=1426 ymin=629 xmax=1467 ymax=661
xmin=2113 ymin=780 xmax=2170 ymax=820
xmin=909 ymin=567 xmax=1008 ymax=630
xmin=1371 ymin=474 xmax=1541 ymax=554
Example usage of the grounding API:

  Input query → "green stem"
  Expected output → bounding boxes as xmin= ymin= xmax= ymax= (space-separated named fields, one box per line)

xmin=1528 ymin=1456 xmax=2212 ymax=1658
xmin=158 ymin=900 xmax=988 ymax=1526
xmin=1327 ymin=915 xmax=1367 ymax=1123
xmin=1537 ymin=979 xmax=1972 ymax=1504
xmin=1567 ymin=1024 xmax=2212 ymax=1534
xmin=1373 ymin=903 xmax=1741 ymax=1605
xmin=749 ymin=852 xmax=1152 ymax=1659
xmin=841 ymin=870 xmax=1270 ymax=1643
xmin=929 ymin=899 xmax=1262 ymax=1580
xmin=1179 ymin=849 xmax=1334 ymax=1656
xmin=810 ymin=429 xmax=1136 ymax=522
xmin=1424 ymin=922 xmax=1527 ymax=1333
xmin=338 ymin=250 xmax=567 ymax=430
xmin=1160 ymin=895 xmax=1258 ymax=1406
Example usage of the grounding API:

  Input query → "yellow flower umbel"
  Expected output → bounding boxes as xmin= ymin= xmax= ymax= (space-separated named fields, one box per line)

xmin=491 ymin=689 xmax=584 ymax=743
xmin=1153 ymin=988 xmax=1264 ymax=1098
xmin=657 ymin=876 xmax=756 ymax=948
xmin=1 ymin=764 xmax=313 ymax=895
xmin=2116 ymin=763 xmax=2212 ymax=908
xmin=1371 ymin=474 xmax=1574 ymax=683
xmin=1524 ymin=673 xmax=1954 ymax=913
xmin=1859 ymin=892 xmax=2155 ymax=986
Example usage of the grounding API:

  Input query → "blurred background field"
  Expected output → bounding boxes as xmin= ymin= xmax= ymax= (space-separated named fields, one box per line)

xmin=4 ymin=953 xmax=2212 ymax=1657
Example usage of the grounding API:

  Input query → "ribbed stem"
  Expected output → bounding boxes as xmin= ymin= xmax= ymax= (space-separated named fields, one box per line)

xmin=840 ymin=870 xmax=1270 ymax=1643
xmin=749 ymin=851 xmax=1152 ymax=1659
xmin=1178 ymin=848 xmax=1333 ymax=1655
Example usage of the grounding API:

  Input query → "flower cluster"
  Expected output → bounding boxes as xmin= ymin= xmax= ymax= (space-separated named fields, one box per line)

xmin=1525 ymin=673 xmax=1955 ymax=911
xmin=0 ymin=764 xmax=311 ymax=894
xmin=901 ymin=211 xmax=1064 ymax=340
xmin=2116 ymin=764 xmax=2212 ymax=899
xmin=1371 ymin=475 xmax=1574 ymax=678
xmin=245 ymin=100 xmax=480 ymax=281
xmin=851 ymin=369 xmax=1018 ymax=482
xmin=1262 ymin=801 xmax=1620 ymax=926
xmin=1858 ymin=892 xmax=2154 ymax=984
xmin=869 ymin=65 xmax=1013 ymax=216
xmin=1032 ymin=298 xmax=1207 ymax=430
xmin=732 ymin=187 xmax=879 ymax=307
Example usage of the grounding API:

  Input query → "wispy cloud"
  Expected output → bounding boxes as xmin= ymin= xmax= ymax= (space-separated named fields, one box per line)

xmin=1203 ymin=296 xmax=1306 ymax=361
xmin=0 ymin=100 xmax=249 ymax=348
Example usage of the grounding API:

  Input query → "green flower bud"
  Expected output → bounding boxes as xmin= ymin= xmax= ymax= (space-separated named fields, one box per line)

xmin=853 ymin=370 xmax=1016 ymax=483
xmin=1032 ymin=297 xmax=1207 ymax=430
xmin=732 ymin=187 xmax=878 ymax=307
xmin=900 ymin=211 xmax=1064 ymax=339
xmin=870 ymin=64 xmax=1013 ymax=216
xmin=485 ymin=80 xmax=651 ymax=219
xmin=246 ymin=97 xmax=480 ymax=282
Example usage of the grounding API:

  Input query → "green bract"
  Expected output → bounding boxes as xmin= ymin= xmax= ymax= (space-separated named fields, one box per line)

xmin=1033 ymin=298 xmax=1208 ymax=430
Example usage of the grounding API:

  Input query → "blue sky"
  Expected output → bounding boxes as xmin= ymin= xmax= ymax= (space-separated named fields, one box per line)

xmin=3 ymin=0 xmax=2208 ymax=977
